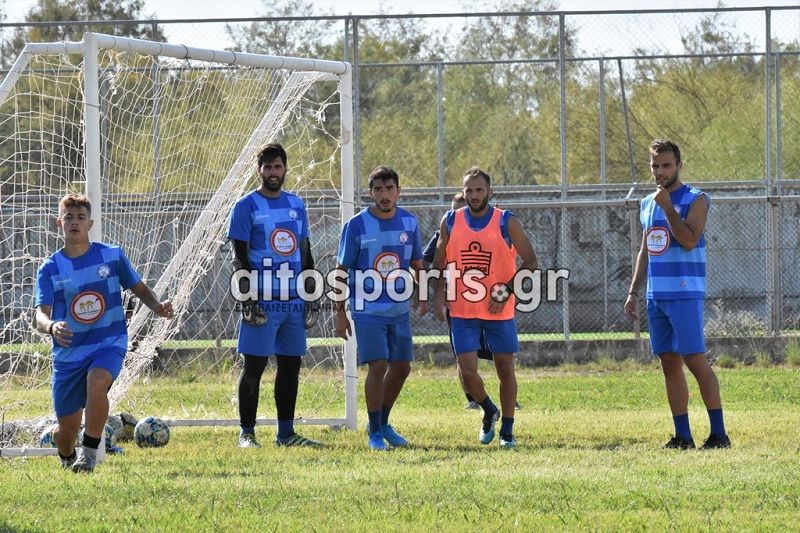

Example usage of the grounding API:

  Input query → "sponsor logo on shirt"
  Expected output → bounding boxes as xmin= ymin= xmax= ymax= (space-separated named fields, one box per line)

xmin=71 ymin=291 xmax=106 ymax=324
xmin=646 ymin=227 xmax=670 ymax=255
xmin=374 ymin=252 xmax=401 ymax=278
xmin=271 ymin=228 xmax=297 ymax=256
xmin=460 ymin=241 xmax=491 ymax=275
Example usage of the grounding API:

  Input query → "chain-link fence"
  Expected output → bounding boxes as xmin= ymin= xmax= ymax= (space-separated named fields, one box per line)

xmin=2 ymin=7 xmax=800 ymax=355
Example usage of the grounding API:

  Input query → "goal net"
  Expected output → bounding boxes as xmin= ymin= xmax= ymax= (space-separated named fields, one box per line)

xmin=0 ymin=33 xmax=356 ymax=453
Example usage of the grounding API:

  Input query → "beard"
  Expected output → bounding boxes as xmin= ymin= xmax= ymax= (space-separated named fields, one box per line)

xmin=468 ymin=196 xmax=489 ymax=213
xmin=660 ymin=169 xmax=680 ymax=190
xmin=262 ymin=174 xmax=285 ymax=191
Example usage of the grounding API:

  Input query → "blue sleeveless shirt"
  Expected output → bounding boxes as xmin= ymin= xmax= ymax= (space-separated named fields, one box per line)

xmin=640 ymin=184 xmax=709 ymax=300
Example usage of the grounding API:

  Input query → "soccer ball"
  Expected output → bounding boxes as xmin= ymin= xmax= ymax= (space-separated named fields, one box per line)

xmin=38 ymin=423 xmax=60 ymax=448
xmin=106 ymin=414 xmax=124 ymax=441
xmin=79 ymin=423 xmax=117 ymax=451
xmin=490 ymin=282 xmax=511 ymax=303
xmin=134 ymin=416 xmax=170 ymax=448
xmin=116 ymin=412 xmax=138 ymax=442
xmin=38 ymin=423 xmax=79 ymax=448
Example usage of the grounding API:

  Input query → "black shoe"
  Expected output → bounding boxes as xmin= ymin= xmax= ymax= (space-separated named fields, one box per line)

xmin=700 ymin=433 xmax=731 ymax=449
xmin=664 ymin=435 xmax=695 ymax=449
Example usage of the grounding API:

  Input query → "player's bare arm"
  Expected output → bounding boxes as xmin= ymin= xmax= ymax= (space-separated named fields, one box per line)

xmin=656 ymin=190 xmax=709 ymax=250
xmin=130 ymin=281 xmax=174 ymax=318
xmin=36 ymin=304 xmax=72 ymax=346
xmin=624 ymin=230 xmax=649 ymax=321
xmin=431 ymin=214 xmax=450 ymax=321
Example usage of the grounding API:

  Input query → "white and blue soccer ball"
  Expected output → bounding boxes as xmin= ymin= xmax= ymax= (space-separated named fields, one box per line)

xmin=134 ymin=416 xmax=170 ymax=448
xmin=38 ymin=423 xmax=81 ymax=448
xmin=106 ymin=414 xmax=124 ymax=441
xmin=79 ymin=423 xmax=117 ymax=451
xmin=37 ymin=423 xmax=60 ymax=448
xmin=116 ymin=412 xmax=138 ymax=442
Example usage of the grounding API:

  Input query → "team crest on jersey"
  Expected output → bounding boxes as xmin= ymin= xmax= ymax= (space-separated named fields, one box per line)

xmin=646 ymin=227 xmax=670 ymax=255
xmin=399 ymin=231 xmax=409 ymax=244
xmin=460 ymin=241 xmax=491 ymax=275
xmin=374 ymin=252 xmax=401 ymax=278
xmin=271 ymin=228 xmax=297 ymax=256
xmin=288 ymin=209 xmax=298 ymax=220
xmin=70 ymin=291 xmax=106 ymax=324
xmin=96 ymin=264 xmax=110 ymax=279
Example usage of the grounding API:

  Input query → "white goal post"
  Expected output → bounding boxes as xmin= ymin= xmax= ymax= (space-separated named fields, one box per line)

xmin=0 ymin=32 xmax=357 ymax=455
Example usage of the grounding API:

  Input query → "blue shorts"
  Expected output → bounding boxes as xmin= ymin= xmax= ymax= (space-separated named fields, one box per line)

xmin=446 ymin=313 xmax=492 ymax=360
xmin=450 ymin=317 xmax=519 ymax=356
xmin=237 ymin=300 xmax=307 ymax=357
xmin=52 ymin=349 xmax=125 ymax=418
xmin=647 ymin=298 xmax=706 ymax=356
xmin=354 ymin=316 xmax=413 ymax=365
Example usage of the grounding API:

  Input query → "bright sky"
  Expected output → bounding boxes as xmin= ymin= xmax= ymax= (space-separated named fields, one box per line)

xmin=5 ymin=1 xmax=800 ymax=55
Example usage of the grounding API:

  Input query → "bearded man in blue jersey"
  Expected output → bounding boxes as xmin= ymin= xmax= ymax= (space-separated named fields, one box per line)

xmin=335 ymin=166 xmax=427 ymax=451
xmin=35 ymin=194 xmax=174 ymax=473
xmin=228 ymin=143 xmax=323 ymax=448
xmin=625 ymin=139 xmax=730 ymax=450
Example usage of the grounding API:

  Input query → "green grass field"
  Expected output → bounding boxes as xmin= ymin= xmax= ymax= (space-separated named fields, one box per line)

xmin=2 ymin=364 xmax=799 ymax=531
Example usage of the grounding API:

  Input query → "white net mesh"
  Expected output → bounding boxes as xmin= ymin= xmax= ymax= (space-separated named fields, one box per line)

xmin=0 ymin=41 xmax=350 ymax=447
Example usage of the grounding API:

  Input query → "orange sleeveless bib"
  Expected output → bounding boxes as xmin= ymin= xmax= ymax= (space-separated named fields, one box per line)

xmin=445 ymin=207 xmax=517 ymax=320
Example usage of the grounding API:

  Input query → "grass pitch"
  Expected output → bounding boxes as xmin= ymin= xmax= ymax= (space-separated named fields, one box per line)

xmin=1 ymin=363 xmax=799 ymax=531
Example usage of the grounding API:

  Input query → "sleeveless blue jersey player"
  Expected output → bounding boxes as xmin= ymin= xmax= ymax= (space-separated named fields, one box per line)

xmin=228 ymin=189 xmax=309 ymax=357
xmin=625 ymin=139 xmax=730 ymax=450
xmin=640 ymin=184 xmax=709 ymax=356
xmin=36 ymin=243 xmax=140 ymax=417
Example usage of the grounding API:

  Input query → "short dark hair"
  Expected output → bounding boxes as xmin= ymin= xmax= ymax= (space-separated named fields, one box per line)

xmin=463 ymin=166 xmax=491 ymax=186
xmin=59 ymin=193 xmax=91 ymax=216
xmin=368 ymin=166 xmax=399 ymax=189
xmin=649 ymin=139 xmax=681 ymax=163
xmin=257 ymin=143 xmax=287 ymax=167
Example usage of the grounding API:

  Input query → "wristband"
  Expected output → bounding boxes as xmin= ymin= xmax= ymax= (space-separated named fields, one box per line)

xmin=48 ymin=321 xmax=56 ymax=335
xmin=628 ymin=291 xmax=638 ymax=297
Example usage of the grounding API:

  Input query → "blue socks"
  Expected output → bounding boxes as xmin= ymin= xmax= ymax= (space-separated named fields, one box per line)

xmin=708 ymin=408 xmax=727 ymax=437
xmin=277 ymin=420 xmax=294 ymax=440
xmin=478 ymin=396 xmax=498 ymax=422
xmin=380 ymin=405 xmax=392 ymax=427
xmin=368 ymin=410 xmax=382 ymax=434
xmin=673 ymin=413 xmax=693 ymax=442
xmin=500 ymin=417 xmax=514 ymax=438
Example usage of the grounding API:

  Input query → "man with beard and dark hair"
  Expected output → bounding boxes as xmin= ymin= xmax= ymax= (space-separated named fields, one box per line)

xmin=625 ymin=139 xmax=730 ymax=450
xmin=432 ymin=167 xmax=538 ymax=449
xmin=227 ymin=142 xmax=323 ymax=449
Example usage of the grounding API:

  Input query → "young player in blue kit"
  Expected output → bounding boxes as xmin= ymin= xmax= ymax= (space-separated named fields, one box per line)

xmin=35 ymin=194 xmax=174 ymax=473
xmin=625 ymin=139 xmax=731 ymax=450
xmin=335 ymin=166 xmax=427 ymax=450
xmin=228 ymin=143 xmax=323 ymax=448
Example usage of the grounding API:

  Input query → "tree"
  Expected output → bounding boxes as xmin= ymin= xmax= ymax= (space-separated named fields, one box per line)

xmin=4 ymin=0 xmax=164 ymax=67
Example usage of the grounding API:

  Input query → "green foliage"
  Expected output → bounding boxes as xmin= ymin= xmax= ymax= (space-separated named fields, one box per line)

xmin=785 ymin=339 xmax=800 ymax=367
xmin=715 ymin=353 xmax=738 ymax=368
xmin=5 ymin=0 xmax=164 ymax=66
xmin=754 ymin=352 xmax=772 ymax=368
